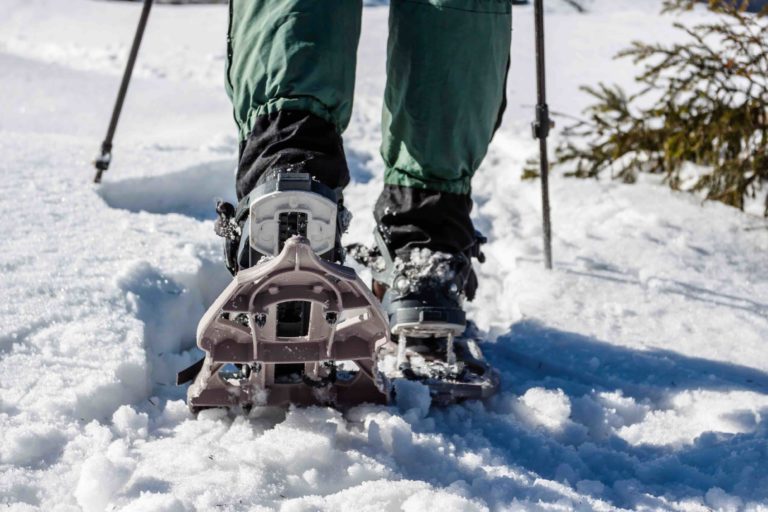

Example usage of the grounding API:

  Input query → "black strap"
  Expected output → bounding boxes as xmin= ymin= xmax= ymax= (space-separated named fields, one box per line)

xmin=469 ymin=230 xmax=487 ymax=263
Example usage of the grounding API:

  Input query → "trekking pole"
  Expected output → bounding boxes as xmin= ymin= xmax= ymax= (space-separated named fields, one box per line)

xmin=532 ymin=0 xmax=554 ymax=269
xmin=93 ymin=0 xmax=154 ymax=183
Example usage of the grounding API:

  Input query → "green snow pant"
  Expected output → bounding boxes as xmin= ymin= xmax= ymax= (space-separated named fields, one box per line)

xmin=226 ymin=0 xmax=512 ymax=196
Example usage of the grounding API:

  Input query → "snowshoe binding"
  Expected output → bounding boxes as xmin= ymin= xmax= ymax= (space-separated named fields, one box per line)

xmin=179 ymin=169 xmax=398 ymax=411
xmin=349 ymin=231 xmax=499 ymax=405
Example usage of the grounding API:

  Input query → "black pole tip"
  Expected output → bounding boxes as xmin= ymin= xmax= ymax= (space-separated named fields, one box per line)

xmin=93 ymin=145 xmax=112 ymax=183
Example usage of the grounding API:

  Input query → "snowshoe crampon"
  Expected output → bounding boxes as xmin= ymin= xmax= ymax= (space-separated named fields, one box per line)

xmin=184 ymin=236 xmax=396 ymax=411
xmin=379 ymin=324 xmax=500 ymax=406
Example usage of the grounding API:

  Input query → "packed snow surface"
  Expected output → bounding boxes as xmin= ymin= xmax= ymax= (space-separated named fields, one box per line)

xmin=1 ymin=0 xmax=768 ymax=510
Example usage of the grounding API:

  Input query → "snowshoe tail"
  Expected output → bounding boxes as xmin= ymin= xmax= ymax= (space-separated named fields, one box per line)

xmin=187 ymin=236 xmax=396 ymax=410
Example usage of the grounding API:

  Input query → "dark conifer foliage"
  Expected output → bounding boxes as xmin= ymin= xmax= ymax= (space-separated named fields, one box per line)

xmin=556 ymin=0 xmax=768 ymax=215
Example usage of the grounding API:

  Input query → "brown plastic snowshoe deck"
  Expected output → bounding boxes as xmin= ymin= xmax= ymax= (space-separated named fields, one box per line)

xmin=187 ymin=236 xmax=396 ymax=411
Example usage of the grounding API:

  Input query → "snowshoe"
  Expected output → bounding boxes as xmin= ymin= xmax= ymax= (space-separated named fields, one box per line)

xmin=349 ymin=230 xmax=499 ymax=404
xmin=178 ymin=169 xmax=398 ymax=411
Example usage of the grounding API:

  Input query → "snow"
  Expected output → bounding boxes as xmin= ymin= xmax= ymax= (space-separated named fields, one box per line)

xmin=518 ymin=387 xmax=572 ymax=431
xmin=1 ymin=0 xmax=767 ymax=510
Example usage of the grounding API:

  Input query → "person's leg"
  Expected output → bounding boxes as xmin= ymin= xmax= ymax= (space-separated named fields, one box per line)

xmin=227 ymin=0 xmax=363 ymax=199
xmin=376 ymin=0 xmax=511 ymax=296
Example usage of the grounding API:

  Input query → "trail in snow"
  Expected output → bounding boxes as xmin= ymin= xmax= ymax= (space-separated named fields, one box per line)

xmin=1 ymin=1 xmax=767 ymax=511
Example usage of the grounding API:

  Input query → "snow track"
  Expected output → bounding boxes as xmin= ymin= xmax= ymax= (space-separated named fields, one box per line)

xmin=1 ymin=1 xmax=768 ymax=510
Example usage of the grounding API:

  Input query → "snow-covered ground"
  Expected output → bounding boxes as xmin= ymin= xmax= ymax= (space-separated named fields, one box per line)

xmin=1 ymin=1 xmax=767 ymax=510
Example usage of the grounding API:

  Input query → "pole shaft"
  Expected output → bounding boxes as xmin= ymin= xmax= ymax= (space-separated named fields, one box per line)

xmin=94 ymin=0 xmax=153 ymax=183
xmin=533 ymin=0 xmax=553 ymax=270
xmin=534 ymin=0 xmax=547 ymax=107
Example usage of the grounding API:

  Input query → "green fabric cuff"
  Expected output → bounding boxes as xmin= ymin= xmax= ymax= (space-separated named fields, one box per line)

xmin=384 ymin=167 xmax=472 ymax=195
xmin=228 ymin=0 xmax=361 ymax=143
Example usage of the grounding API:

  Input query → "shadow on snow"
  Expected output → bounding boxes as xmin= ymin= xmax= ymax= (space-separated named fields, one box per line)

xmin=415 ymin=320 xmax=768 ymax=508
